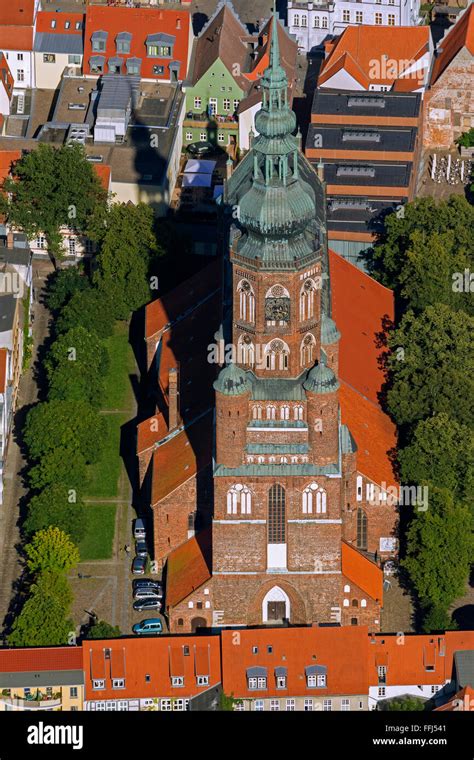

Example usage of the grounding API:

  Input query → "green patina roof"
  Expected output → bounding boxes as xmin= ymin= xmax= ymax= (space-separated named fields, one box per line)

xmin=321 ymin=313 xmax=341 ymax=345
xmin=247 ymin=419 xmax=307 ymax=429
xmin=213 ymin=362 xmax=251 ymax=396
xmin=303 ymin=363 xmax=340 ymax=395
xmin=340 ymin=424 xmax=357 ymax=455
xmin=214 ymin=463 xmax=340 ymax=477
xmin=246 ymin=443 xmax=310 ymax=454
xmin=249 ymin=372 xmax=306 ymax=401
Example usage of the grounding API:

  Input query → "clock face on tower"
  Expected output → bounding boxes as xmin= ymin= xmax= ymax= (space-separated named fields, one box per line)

xmin=265 ymin=297 xmax=290 ymax=322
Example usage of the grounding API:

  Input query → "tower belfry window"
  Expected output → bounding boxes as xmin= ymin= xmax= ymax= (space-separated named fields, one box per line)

xmin=238 ymin=279 xmax=255 ymax=323
xmin=268 ymin=484 xmax=286 ymax=543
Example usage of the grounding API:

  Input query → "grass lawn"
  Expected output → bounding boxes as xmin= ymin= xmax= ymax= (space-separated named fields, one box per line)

xmin=83 ymin=414 xmax=128 ymax=499
xmin=102 ymin=322 xmax=136 ymax=410
xmin=79 ymin=503 xmax=117 ymax=561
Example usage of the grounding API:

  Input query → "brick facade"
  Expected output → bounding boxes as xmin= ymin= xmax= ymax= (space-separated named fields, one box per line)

xmin=424 ymin=46 xmax=474 ymax=149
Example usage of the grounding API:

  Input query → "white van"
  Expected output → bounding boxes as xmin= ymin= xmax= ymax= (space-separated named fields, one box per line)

xmin=134 ymin=518 xmax=146 ymax=540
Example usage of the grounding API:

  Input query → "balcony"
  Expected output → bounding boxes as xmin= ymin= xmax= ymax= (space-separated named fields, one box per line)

xmin=184 ymin=111 xmax=238 ymax=129
xmin=0 ymin=695 xmax=62 ymax=710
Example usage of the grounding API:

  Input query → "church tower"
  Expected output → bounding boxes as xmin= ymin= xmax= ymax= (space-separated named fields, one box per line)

xmin=211 ymin=12 xmax=380 ymax=628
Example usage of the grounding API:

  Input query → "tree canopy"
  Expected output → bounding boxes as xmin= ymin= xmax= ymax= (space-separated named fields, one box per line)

xmin=45 ymin=326 xmax=109 ymax=406
xmin=24 ymin=485 xmax=88 ymax=544
xmin=8 ymin=571 xmax=74 ymax=647
xmin=86 ymin=620 xmax=122 ymax=639
xmin=25 ymin=527 xmax=80 ymax=575
xmin=56 ymin=288 xmax=115 ymax=339
xmin=24 ymin=400 xmax=106 ymax=462
xmin=45 ymin=267 xmax=90 ymax=312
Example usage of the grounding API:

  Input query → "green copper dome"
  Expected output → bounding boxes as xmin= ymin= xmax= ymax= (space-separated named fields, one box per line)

xmin=213 ymin=363 xmax=251 ymax=396
xmin=303 ymin=362 xmax=340 ymax=395
xmin=321 ymin=314 xmax=341 ymax=345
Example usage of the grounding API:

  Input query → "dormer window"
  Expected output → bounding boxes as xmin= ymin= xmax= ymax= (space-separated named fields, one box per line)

xmin=306 ymin=665 xmax=327 ymax=688
xmin=197 ymin=675 xmax=209 ymax=686
xmin=146 ymin=33 xmax=175 ymax=59
xmin=92 ymin=679 xmax=105 ymax=690
xmin=116 ymin=32 xmax=132 ymax=55
xmin=247 ymin=667 xmax=267 ymax=690
xmin=172 ymin=676 xmax=184 ymax=687
xmin=91 ymin=31 xmax=108 ymax=53
xmin=112 ymin=678 xmax=125 ymax=689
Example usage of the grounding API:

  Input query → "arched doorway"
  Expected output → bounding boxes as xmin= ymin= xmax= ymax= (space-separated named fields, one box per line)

xmin=262 ymin=586 xmax=290 ymax=623
xmin=191 ymin=617 xmax=206 ymax=633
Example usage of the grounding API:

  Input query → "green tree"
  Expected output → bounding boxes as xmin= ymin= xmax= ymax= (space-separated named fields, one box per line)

xmin=28 ymin=448 xmax=87 ymax=491
xmin=421 ymin=604 xmax=457 ymax=634
xmin=385 ymin=696 xmax=425 ymax=711
xmin=8 ymin=571 xmax=74 ymax=647
xmin=24 ymin=400 xmax=106 ymax=462
xmin=24 ymin=485 xmax=88 ymax=544
xmin=25 ymin=526 xmax=80 ymax=574
xmin=45 ymin=326 xmax=109 ymax=406
xmin=86 ymin=620 xmax=122 ymax=639
xmin=399 ymin=414 xmax=474 ymax=504
xmin=56 ymin=288 xmax=115 ymax=339
xmin=387 ymin=305 xmax=474 ymax=428
xmin=0 ymin=143 xmax=107 ymax=266
xmin=45 ymin=267 xmax=90 ymax=312
xmin=92 ymin=203 xmax=157 ymax=319
xmin=402 ymin=489 xmax=473 ymax=609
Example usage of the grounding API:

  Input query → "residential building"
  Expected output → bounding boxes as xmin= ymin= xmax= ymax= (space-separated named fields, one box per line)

xmin=306 ymin=25 xmax=430 ymax=263
xmin=368 ymin=631 xmax=474 ymax=709
xmin=287 ymin=0 xmax=421 ymax=54
xmin=0 ymin=0 xmax=41 ymax=90
xmin=82 ymin=5 xmax=192 ymax=83
xmin=0 ymin=647 xmax=84 ymax=711
xmin=0 ymin=54 xmax=14 ymax=118
xmin=183 ymin=3 xmax=297 ymax=154
xmin=83 ymin=636 xmax=221 ymax=711
xmin=221 ymin=625 xmax=370 ymax=711
xmin=423 ymin=4 xmax=474 ymax=148
xmin=33 ymin=10 xmax=84 ymax=90
xmin=163 ymin=13 xmax=398 ymax=634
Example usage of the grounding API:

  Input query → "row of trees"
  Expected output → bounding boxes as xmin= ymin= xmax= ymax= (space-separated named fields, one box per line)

xmin=370 ymin=196 xmax=474 ymax=631
xmin=4 ymin=145 xmax=159 ymax=645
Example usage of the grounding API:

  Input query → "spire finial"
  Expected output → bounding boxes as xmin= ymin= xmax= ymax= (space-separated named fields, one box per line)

xmin=270 ymin=7 xmax=281 ymax=72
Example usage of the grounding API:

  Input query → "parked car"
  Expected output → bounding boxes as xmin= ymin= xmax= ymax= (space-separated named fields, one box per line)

xmin=132 ymin=556 xmax=146 ymax=575
xmin=132 ymin=618 xmax=163 ymax=635
xmin=133 ymin=579 xmax=163 ymax=592
xmin=134 ymin=587 xmax=162 ymax=600
xmin=133 ymin=598 xmax=161 ymax=612
xmin=134 ymin=518 xmax=146 ymax=540
xmin=187 ymin=140 xmax=214 ymax=157
xmin=135 ymin=540 xmax=148 ymax=558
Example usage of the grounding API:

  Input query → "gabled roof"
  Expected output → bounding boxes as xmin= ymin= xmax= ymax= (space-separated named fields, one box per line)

xmin=0 ymin=1 xmax=35 ymax=27
xmin=0 ymin=646 xmax=83 ymax=673
xmin=318 ymin=26 xmax=431 ymax=91
xmin=0 ymin=27 xmax=34 ymax=52
xmin=431 ymin=4 xmax=474 ymax=85
xmin=36 ymin=10 xmax=84 ymax=35
xmin=166 ymin=528 xmax=212 ymax=608
xmin=191 ymin=2 xmax=251 ymax=88
xmin=435 ymin=685 xmax=474 ymax=711
xmin=221 ymin=626 xmax=370 ymax=698
xmin=342 ymin=542 xmax=383 ymax=602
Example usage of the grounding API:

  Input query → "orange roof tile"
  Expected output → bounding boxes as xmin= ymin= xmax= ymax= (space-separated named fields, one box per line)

xmin=340 ymin=381 xmax=397 ymax=489
xmin=368 ymin=631 xmax=474 ymax=687
xmin=435 ymin=686 xmax=474 ymax=711
xmin=83 ymin=635 xmax=221 ymax=701
xmin=342 ymin=541 xmax=383 ymax=602
xmin=319 ymin=25 xmax=430 ymax=90
xmin=137 ymin=412 xmax=166 ymax=456
xmin=166 ymin=528 xmax=212 ymax=608
xmin=0 ymin=2 xmax=35 ymax=26
xmin=330 ymin=249 xmax=394 ymax=406
xmin=431 ymin=5 xmax=474 ymax=85
xmin=0 ymin=150 xmax=21 ymax=185
xmin=36 ymin=11 xmax=84 ymax=34
xmin=0 ymin=27 xmax=34 ymax=51
xmin=222 ymin=626 xmax=370 ymax=699
xmin=0 ymin=348 xmax=7 ymax=394
xmin=93 ymin=163 xmax=111 ymax=192
xmin=0 ymin=54 xmax=14 ymax=99
xmin=0 ymin=646 xmax=83 ymax=673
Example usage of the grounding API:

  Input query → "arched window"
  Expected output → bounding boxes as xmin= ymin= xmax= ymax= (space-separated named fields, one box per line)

xmin=301 ymin=14 xmax=307 ymax=27
xmin=300 ymin=333 xmax=316 ymax=366
xmin=237 ymin=279 xmax=255 ymax=323
xmin=357 ymin=508 xmax=367 ymax=550
xmin=302 ymin=483 xmax=327 ymax=514
xmin=352 ymin=599 xmax=359 ymax=607
xmin=238 ymin=334 xmax=255 ymax=367
xmin=227 ymin=484 xmax=252 ymax=515
xmin=265 ymin=285 xmax=290 ymax=327
xmin=293 ymin=13 xmax=300 ymax=26
xmin=258 ymin=456 xmax=264 ymax=464
xmin=266 ymin=404 xmax=276 ymax=420
xmin=177 ymin=618 xmax=184 ymax=626
xmin=252 ymin=405 xmax=262 ymax=420
xmin=265 ymin=339 xmax=290 ymax=371
xmin=280 ymin=405 xmax=290 ymax=420
xmin=268 ymin=484 xmax=286 ymax=544
xmin=300 ymin=278 xmax=318 ymax=322
xmin=294 ymin=405 xmax=304 ymax=421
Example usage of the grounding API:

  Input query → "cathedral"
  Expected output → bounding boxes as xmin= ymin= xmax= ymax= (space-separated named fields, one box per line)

xmin=142 ymin=13 xmax=398 ymax=634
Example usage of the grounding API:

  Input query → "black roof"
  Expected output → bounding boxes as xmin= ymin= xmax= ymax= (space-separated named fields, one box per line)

xmin=320 ymin=161 xmax=413 ymax=188
xmin=311 ymin=89 xmax=422 ymax=119
xmin=326 ymin=197 xmax=402 ymax=234
xmin=307 ymin=124 xmax=417 ymax=153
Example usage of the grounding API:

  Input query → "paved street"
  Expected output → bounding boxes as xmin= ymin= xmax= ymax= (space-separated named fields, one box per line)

xmin=0 ymin=265 xmax=52 ymax=636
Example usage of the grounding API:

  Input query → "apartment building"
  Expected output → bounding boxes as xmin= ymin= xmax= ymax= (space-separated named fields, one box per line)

xmin=287 ymin=0 xmax=421 ymax=53
xmin=0 ymin=0 xmax=41 ymax=90
xmin=33 ymin=10 xmax=84 ymax=90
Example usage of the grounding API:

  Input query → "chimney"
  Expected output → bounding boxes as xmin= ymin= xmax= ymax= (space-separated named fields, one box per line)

xmin=168 ymin=367 xmax=179 ymax=431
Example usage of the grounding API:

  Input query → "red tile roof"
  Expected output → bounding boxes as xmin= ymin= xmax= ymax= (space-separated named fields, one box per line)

xmin=83 ymin=635 xmax=221 ymax=701
xmin=0 ymin=54 xmax=14 ymax=100
xmin=340 ymin=382 xmax=397 ymax=489
xmin=222 ymin=625 xmax=370 ymax=699
xmin=0 ymin=646 xmax=83 ymax=673
xmin=83 ymin=6 xmax=191 ymax=80
xmin=318 ymin=25 xmax=430 ymax=90
xmin=431 ymin=5 xmax=474 ymax=85
xmin=0 ymin=150 xmax=21 ymax=185
xmin=93 ymin=163 xmax=111 ymax=192
xmin=166 ymin=528 xmax=212 ymax=608
xmin=0 ymin=348 xmax=8 ymax=394
xmin=330 ymin=249 xmax=394 ymax=406
xmin=342 ymin=542 xmax=383 ymax=602
xmin=368 ymin=631 xmax=474 ymax=687
xmin=36 ymin=11 xmax=84 ymax=35
xmin=435 ymin=686 xmax=474 ymax=711
xmin=0 ymin=1 xmax=35 ymax=27
xmin=0 ymin=27 xmax=33 ymax=52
